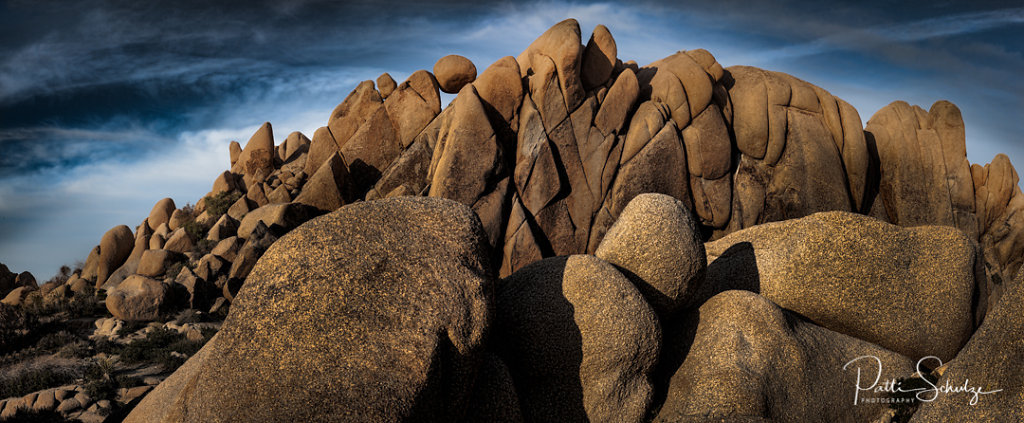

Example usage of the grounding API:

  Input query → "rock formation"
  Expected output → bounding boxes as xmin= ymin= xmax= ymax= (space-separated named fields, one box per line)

xmin=3 ymin=18 xmax=1020 ymax=423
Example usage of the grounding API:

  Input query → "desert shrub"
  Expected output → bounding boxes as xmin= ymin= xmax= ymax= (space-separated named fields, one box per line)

xmin=204 ymin=191 xmax=242 ymax=217
xmin=57 ymin=340 xmax=91 ymax=359
xmin=0 ymin=304 xmax=34 ymax=351
xmin=118 ymin=326 xmax=215 ymax=371
xmin=196 ymin=238 xmax=218 ymax=256
xmin=82 ymin=358 xmax=140 ymax=402
xmin=23 ymin=292 xmax=105 ymax=319
xmin=1 ymin=408 xmax=66 ymax=422
xmin=183 ymin=219 xmax=205 ymax=242
xmin=34 ymin=331 xmax=78 ymax=352
xmin=0 ymin=361 xmax=84 ymax=399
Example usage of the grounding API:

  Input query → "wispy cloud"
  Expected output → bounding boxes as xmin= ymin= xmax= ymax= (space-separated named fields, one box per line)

xmin=746 ymin=7 xmax=1024 ymax=63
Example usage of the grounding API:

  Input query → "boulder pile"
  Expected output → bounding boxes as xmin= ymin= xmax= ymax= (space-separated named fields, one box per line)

xmin=5 ymin=19 xmax=1022 ymax=422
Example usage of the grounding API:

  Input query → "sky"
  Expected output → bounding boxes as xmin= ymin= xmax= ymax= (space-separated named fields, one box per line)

xmin=0 ymin=0 xmax=1021 ymax=279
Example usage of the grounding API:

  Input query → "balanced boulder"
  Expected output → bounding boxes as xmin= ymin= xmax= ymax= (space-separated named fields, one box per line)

xmin=434 ymin=54 xmax=477 ymax=94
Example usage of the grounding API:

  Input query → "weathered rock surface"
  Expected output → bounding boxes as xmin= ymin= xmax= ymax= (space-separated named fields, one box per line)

xmin=231 ymin=122 xmax=276 ymax=187
xmin=653 ymin=290 xmax=915 ymax=422
xmin=701 ymin=211 xmax=984 ymax=362
xmin=127 ymin=197 xmax=494 ymax=422
xmin=496 ymin=255 xmax=660 ymax=422
xmin=909 ymin=270 xmax=1024 ymax=421
xmin=106 ymin=275 xmax=172 ymax=321
xmin=596 ymin=193 xmax=706 ymax=318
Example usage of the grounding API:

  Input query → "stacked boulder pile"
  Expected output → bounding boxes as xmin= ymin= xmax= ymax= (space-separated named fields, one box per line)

xmin=11 ymin=19 xmax=1021 ymax=422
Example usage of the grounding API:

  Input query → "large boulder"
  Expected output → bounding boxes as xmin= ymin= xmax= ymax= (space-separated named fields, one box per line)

xmin=293 ymin=152 xmax=348 ymax=212
xmin=126 ymin=197 xmax=495 ymax=422
xmin=105 ymin=275 xmax=173 ymax=322
xmin=595 ymin=193 xmax=706 ymax=318
xmin=137 ymin=250 xmax=184 ymax=278
xmin=104 ymin=220 xmax=154 ymax=290
xmin=653 ymin=290 xmax=915 ymax=422
xmin=96 ymin=225 xmax=135 ymax=287
xmin=147 ymin=198 xmax=176 ymax=231
xmin=909 ymin=271 xmax=1024 ymax=421
xmin=1 ymin=286 xmax=35 ymax=307
xmin=495 ymin=255 xmax=661 ymax=422
xmin=700 ymin=211 xmax=985 ymax=362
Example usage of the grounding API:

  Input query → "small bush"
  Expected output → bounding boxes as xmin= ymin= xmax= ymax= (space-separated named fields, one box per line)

xmin=34 ymin=331 xmax=78 ymax=352
xmin=1 ymin=408 xmax=66 ymax=422
xmin=58 ymin=340 xmax=92 ymax=359
xmin=0 ymin=304 xmax=34 ymax=351
xmin=204 ymin=191 xmax=242 ymax=217
xmin=196 ymin=239 xmax=218 ymax=256
xmin=118 ymin=326 xmax=214 ymax=372
xmin=0 ymin=362 xmax=84 ymax=399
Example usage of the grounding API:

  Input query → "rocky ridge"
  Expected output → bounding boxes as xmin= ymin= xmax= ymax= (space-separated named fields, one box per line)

xmin=1 ymin=19 xmax=1022 ymax=423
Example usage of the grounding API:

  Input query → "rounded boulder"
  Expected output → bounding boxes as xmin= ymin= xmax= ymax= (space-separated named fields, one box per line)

xmin=434 ymin=54 xmax=477 ymax=94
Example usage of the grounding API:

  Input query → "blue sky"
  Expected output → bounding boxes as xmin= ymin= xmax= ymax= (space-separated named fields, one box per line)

xmin=0 ymin=0 xmax=1021 ymax=278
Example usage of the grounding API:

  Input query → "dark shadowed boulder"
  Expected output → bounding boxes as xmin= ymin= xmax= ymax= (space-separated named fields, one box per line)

xmin=496 ymin=255 xmax=661 ymax=423
xmin=126 ymin=197 xmax=494 ymax=422
xmin=236 ymin=202 xmax=321 ymax=240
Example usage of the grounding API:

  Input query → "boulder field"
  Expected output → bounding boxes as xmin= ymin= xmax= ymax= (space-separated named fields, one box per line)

xmin=9 ymin=19 xmax=1022 ymax=422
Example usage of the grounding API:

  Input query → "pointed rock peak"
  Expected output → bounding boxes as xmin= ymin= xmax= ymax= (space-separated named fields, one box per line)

xmin=247 ymin=122 xmax=274 ymax=150
xmin=517 ymin=18 xmax=584 ymax=112
xmin=582 ymin=24 xmax=617 ymax=90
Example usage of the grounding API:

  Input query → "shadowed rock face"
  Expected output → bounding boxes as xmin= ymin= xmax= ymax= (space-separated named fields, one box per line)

xmin=495 ymin=255 xmax=661 ymax=423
